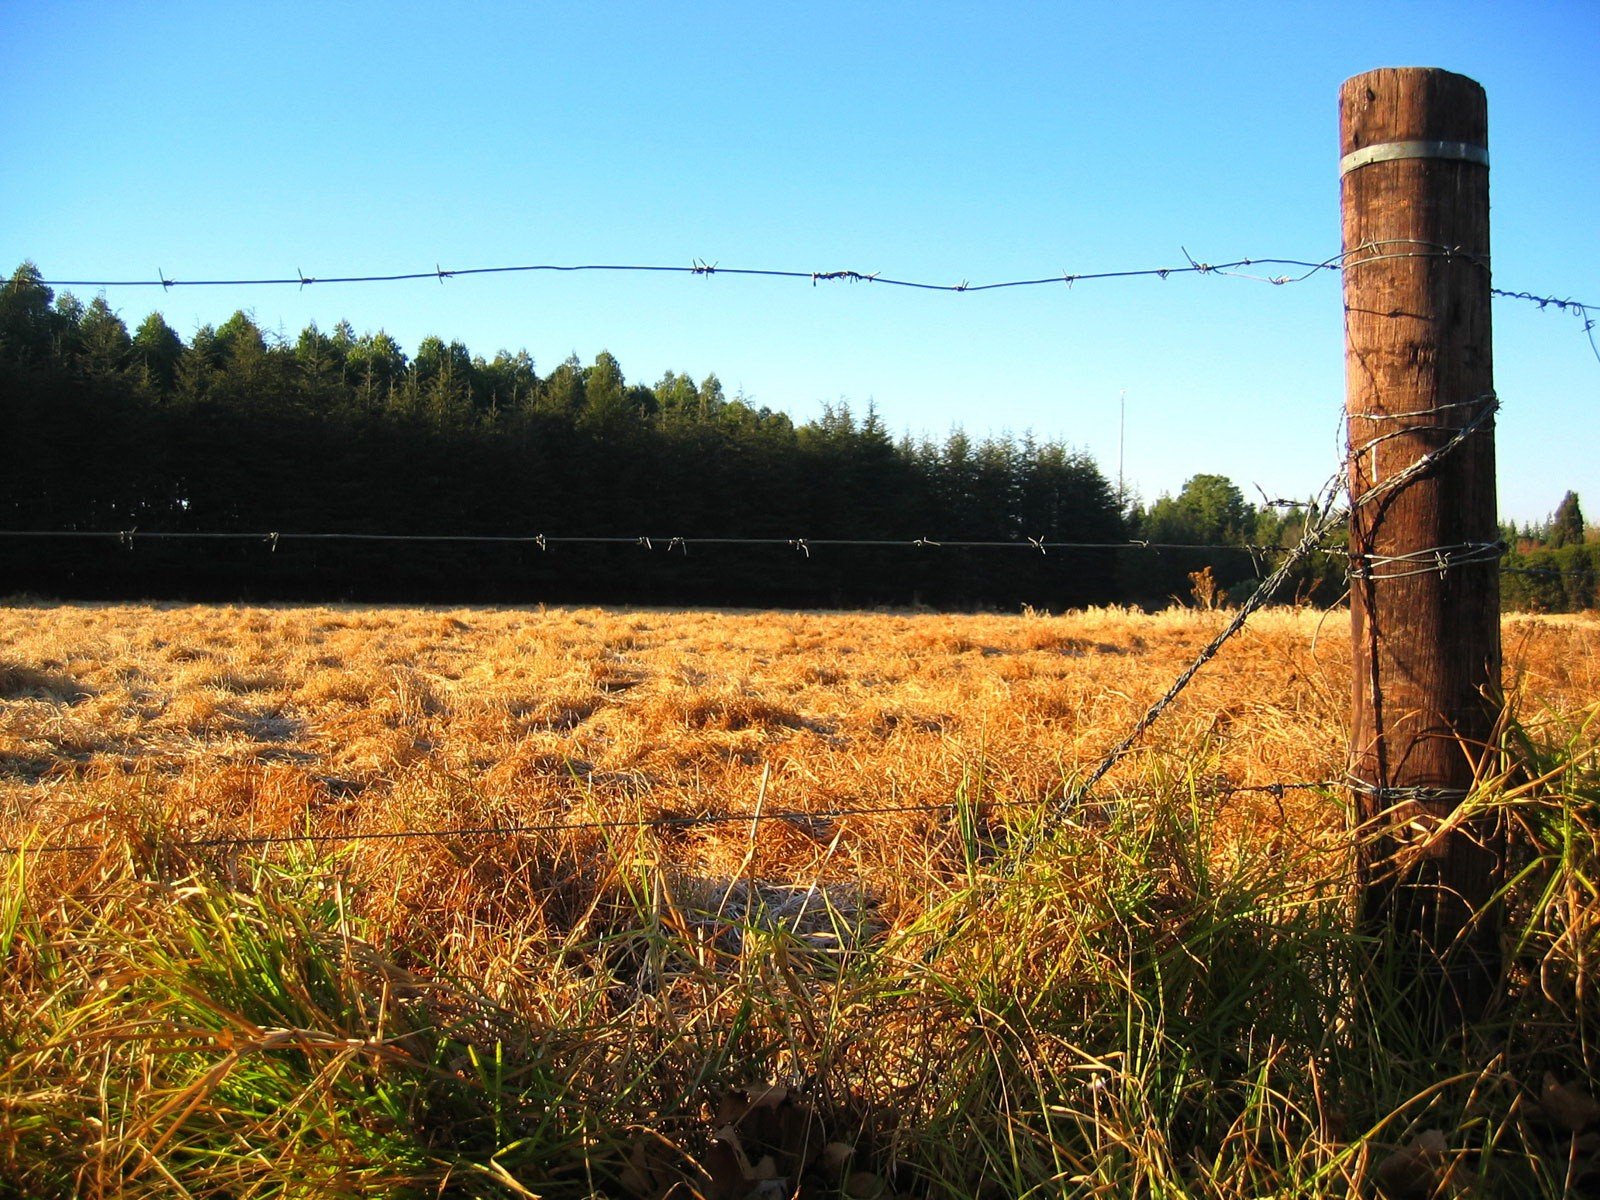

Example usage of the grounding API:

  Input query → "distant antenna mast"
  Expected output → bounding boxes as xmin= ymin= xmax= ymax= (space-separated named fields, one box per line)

xmin=1117 ymin=389 xmax=1126 ymax=507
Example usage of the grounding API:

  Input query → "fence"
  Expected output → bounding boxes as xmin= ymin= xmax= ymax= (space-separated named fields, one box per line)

xmin=2 ymin=66 xmax=1593 ymax=1026
xmin=28 ymin=257 xmax=1597 ymax=351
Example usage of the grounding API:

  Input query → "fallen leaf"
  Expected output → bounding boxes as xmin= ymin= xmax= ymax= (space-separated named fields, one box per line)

xmin=821 ymin=1142 xmax=855 ymax=1175
xmin=700 ymin=1137 xmax=748 ymax=1200
xmin=620 ymin=1138 xmax=673 ymax=1199
xmin=745 ymin=1082 xmax=789 ymax=1109
xmin=773 ymin=1099 xmax=826 ymax=1166
xmin=1542 ymin=1072 xmax=1600 ymax=1133
xmin=1373 ymin=1129 xmax=1447 ymax=1200
xmin=709 ymin=1124 xmax=754 ymax=1176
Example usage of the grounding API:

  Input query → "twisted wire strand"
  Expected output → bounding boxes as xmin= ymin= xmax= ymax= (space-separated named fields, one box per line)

xmin=13 ymin=241 xmax=1586 ymax=313
xmin=996 ymin=472 xmax=1352 ymax=875
xmin=0 ymin=528 xmax=1303 ymax=556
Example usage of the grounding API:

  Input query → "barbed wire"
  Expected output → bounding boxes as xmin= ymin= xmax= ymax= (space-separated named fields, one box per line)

xmin=17 ymin=251 xmax=1583 ymax=305
xmin=0 ymin=779 xmax=1342 ymax=858
xmin=0 ymin=527 xmax=1308 ymax=557
xmin=1491 ymin=287 xmax=1600 ymax=365
xmin=14 ymin=244 xmax=1586 ymax=311
xmin=2 ymin=245 xmax=1591 ymax=873
xmin=6 ymin=526 xmax=1591 ymax=586
xmin=8 ymin=524 xmax=1592 ymax=582
xmin=1347 ymin=541 xmax=1507 ymax=582
xmin=986 ymin=374 xmax=1531 ymax=889
xmin=1348 ymin=393 xmax=1500 ymax=510
xmin=17 ymin=243 xmax=1594 ymax=369
xmin=1343 ymin=387 xmax=1527 ymax=848
xmin=26 ymin=252 xmax=1342 ymax=294
xmin=988 ymin=474 xmax=1354 ymax=884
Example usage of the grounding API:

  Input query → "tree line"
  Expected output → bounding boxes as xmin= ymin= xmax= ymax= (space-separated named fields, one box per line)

xmin=0 ymin=261 xmax=1431 ymax=610
xmin=1500 ymin=491 xmax=1599 ymax=612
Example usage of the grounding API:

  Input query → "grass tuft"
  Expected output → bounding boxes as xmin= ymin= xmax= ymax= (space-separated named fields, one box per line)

xmin=1 ymin=603 xmax=1596 ymax=1195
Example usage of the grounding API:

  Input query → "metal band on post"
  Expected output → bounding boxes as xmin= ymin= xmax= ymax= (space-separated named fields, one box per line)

xmin=1339 ymin=139 xmax=1489 ymax=176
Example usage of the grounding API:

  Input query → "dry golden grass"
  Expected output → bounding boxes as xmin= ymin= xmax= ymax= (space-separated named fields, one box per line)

xmin=4 ymin=599 xmax=1598 ymax=1197
xmin=4 ymin=600 xmax=1597 ymax=947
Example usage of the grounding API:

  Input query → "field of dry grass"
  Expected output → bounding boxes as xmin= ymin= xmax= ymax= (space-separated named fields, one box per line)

xmin=5 ymin=603 xmax=1597 ymax=902
xmin=0 ymin=604 xmax=1329 ymax=883
xmin=3 ymin=600 xmax=1597 ymax=1197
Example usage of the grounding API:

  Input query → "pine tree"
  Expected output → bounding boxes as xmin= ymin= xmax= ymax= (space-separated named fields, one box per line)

xmin=1549 ymin=491 xmax=1585 ymax=548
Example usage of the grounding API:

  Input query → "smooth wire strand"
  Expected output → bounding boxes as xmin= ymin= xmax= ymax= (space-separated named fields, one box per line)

xmin=0 ymin=780 xmax=1342 ymax=857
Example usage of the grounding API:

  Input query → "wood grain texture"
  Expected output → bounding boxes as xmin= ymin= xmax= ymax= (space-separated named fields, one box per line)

xmin=1340 ymin=67 xmax=1502 ymax=1020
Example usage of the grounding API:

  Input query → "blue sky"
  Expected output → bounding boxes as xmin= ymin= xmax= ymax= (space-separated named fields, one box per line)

xmin=3 ymin=0 xmax=1595 ymax=523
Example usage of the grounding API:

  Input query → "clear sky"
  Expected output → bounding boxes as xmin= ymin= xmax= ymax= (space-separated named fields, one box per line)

xmin=3 ymin=1 xmax=1595 ymax=524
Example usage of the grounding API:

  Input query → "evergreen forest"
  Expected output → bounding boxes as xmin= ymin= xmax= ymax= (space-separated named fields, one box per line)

xmin=3 ymin=263 xmax=1586 ymax=610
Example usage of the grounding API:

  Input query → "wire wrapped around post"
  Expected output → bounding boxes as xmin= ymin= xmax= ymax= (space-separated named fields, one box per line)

xmin=1340 ymin=66 xmax=1505 ymax=1026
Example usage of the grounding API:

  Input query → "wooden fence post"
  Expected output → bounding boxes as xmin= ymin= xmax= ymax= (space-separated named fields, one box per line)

xmin=1340 ymin=67 xmax=1504 ymax=1023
